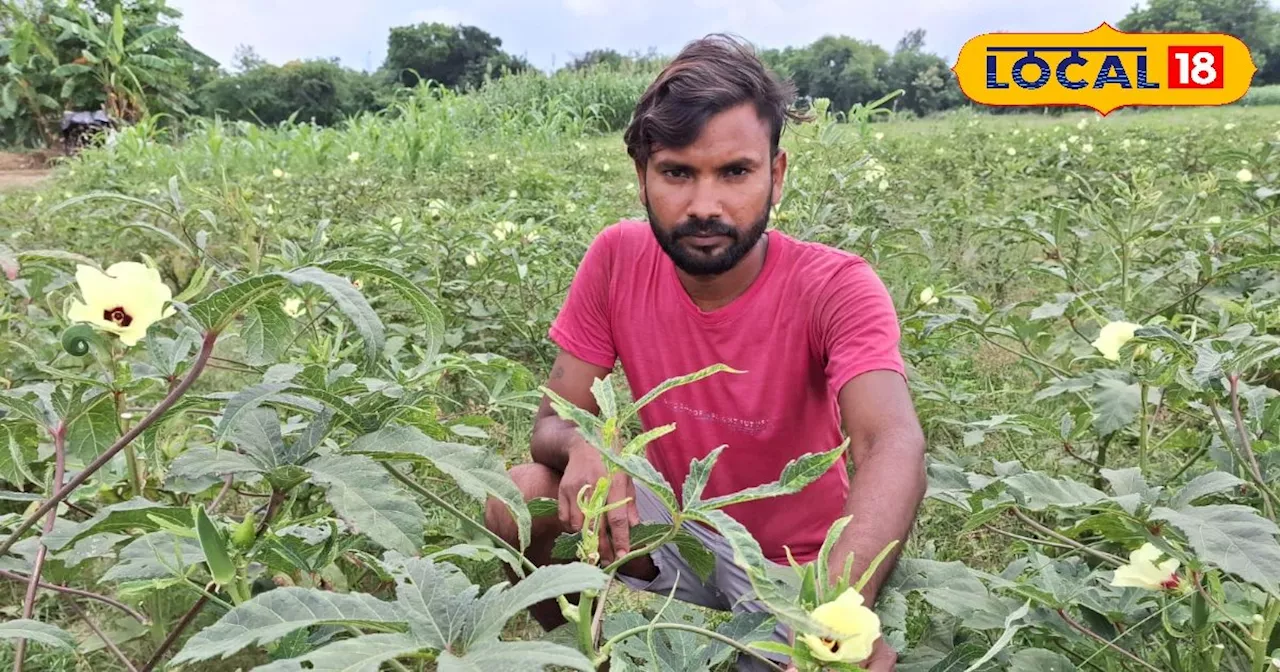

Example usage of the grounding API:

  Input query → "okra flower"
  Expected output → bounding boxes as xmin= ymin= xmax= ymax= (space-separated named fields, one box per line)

xmin=67 ymin=262 xmax=175 ymax=346
xmin=1111 ymin=542 xmax=1180 ymax=590
xmin=798 ymin=588 xmax=881 ymax=664
xmin=918 ymin=287 xmax=939 ymax=306
xmin=1092 ymin=321 xmax=1140 ymax=361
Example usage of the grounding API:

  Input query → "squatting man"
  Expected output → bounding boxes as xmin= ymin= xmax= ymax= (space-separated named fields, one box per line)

xmin=486 ymin=33 xmax=927 ymax=672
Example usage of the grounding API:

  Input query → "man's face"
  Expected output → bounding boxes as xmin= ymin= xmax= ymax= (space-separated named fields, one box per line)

xmin=637 ymin=103 xmax=787 ymax=277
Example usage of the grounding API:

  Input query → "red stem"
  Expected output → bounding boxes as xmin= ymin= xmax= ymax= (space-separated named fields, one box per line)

xmin=0 ymin=331 xmax=218 ymax=559
xmin=0 ymin=569 xmax=148 ymax=623
xmin=13 ymin=422 xmax=66 ymax=672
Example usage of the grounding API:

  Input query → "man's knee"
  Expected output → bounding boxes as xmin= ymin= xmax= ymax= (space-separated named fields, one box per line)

xmin=485 ymin=462 xmax=561 ymax=543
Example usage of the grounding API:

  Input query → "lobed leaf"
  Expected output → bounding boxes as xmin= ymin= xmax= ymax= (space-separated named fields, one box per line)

xmin=305 ymin=454 xmax=425 ymax=556
xmin=171 ymin=588 xmax=405 ymax=664
xmin=0 ymin=619 xmax=76 ymax=649
xmin=347 ymin=425 xmax=530 ymax=550
xmin=694 ymin=443 xmax=846 ymax=512
xmin=1152 ymin=505 xmax=1280 ymax=593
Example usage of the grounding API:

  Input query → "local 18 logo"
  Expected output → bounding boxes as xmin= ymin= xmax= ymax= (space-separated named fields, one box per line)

xmin=951 ymin=22 xmax=1256 ymax=115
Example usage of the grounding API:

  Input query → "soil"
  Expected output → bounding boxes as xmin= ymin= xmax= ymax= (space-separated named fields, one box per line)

xmin=0 ymin=150 xmax=55 ymax=192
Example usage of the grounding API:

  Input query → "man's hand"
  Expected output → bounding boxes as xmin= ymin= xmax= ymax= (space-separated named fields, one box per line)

xmin=557 ymin=440 xmax=639 ymax=564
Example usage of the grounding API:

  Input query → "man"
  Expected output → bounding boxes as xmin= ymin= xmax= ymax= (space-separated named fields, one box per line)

xmin=484 ymin=34 xmax=926 ymax=671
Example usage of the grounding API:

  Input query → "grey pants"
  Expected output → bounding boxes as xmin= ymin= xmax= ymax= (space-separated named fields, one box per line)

xmin=615 ymin=484 xmax=792 ymax=671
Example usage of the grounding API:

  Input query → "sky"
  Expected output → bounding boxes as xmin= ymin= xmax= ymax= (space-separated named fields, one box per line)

xmin=170 ymin=0 xmax=1144 ymax=74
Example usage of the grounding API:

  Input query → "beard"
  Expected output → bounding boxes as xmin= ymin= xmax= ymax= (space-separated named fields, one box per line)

xmin=646 ymin=191 xmax=772 ymax=277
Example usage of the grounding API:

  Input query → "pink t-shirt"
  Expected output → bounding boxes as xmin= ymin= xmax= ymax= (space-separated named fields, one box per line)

xmin=549 ymin=220 xmax=905 ymax=563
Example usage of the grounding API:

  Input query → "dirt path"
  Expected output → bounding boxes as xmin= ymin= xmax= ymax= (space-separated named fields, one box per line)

xmin=0 ymin=151 xmax=54 ymax=192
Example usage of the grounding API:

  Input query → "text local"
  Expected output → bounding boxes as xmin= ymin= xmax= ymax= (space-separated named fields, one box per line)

xmin=986 ymin=47 xmax=1161 ymax=90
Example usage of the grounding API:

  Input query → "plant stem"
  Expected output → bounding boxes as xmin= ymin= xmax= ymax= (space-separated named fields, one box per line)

xmin=1163 ymin=443 xmax=1210 ymax=487
xmin=1230 ymin=375 xmax=1275 ymax=521
xmin=590 ymin=574 xmax=614 ymax=646
xmin=980 ymin=524 xmax=1076 ymax=551
xmin=64 ymin=597 xmax=140 ymax=672
xmin=13 ymin=422 xmax=66 ymax=672
xmin=0 ymin=331 xmax=219 ymax=559
xmin=207 ymin=475 xmax=234 ymax=512
xmin=381 ymin=463 xmax=537 ymax=574
xmin=1057 ymin=608 xmax=1162 ymax=672
xmin=577 ymin=591 xmax=596 ymax=657
xmin=0 ymin=569 xmax=148 ymax=623
xmin=596 ymin=622 xmax=785 ymax=672
xmin=140 ymin=591 xmax=211 ymax=672
xmin=1012 ymin=508 xmax=1124 ymax=566
xmin=1092 ymin=434 xmax=1113 ymax=490
xmin=1138 ymin=382 xmax=1150 ymax=474
xmin=1251 ymin=597 xmax=1280 ymax=672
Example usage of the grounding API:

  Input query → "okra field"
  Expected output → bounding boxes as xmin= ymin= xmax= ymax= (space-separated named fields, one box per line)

xmin=1 ymin=69 xmax=1279 ymax=671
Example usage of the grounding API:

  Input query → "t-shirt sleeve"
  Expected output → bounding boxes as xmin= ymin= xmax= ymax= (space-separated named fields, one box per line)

xmin=548 ymin=225 xmax=618 ymax=369
xmin=813 ymin=259 xmax=906 ymax=395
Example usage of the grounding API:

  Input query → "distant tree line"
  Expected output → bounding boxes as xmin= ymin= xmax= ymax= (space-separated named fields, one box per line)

xmin=3 ymin=0 xmax=1279 ymax=147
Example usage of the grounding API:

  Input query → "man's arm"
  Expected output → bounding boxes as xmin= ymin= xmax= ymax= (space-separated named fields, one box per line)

xmin=530 ymin=349 xmax=610 ymax=473
xmin=827 ymin=369 xmax=926 ymax=602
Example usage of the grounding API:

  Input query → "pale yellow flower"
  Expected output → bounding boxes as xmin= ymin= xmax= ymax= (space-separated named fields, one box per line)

xmin=1111 ymin=542 xmax=1180 ymax=591
xmin=494 ymin=228 xmax=507 ymax=242
xmin=878 ymin=179 xmax=888 ymax=192
xmin=1082 ymin=144 xmax=1094 ymax=154
xmin=283 ymin=297 xmax=304 ymax=318
xmin=874 ymin=132 xmax=884 ymax=141
xmin=1006 ymin=147 xmax=1017 ymax=156
xmin=501 ymin=221 xmax=518 ymax=233
xmin=464 ymin=253 xmax=478 ymax=267
xmin=67 ymin=262 xmax=175 ymax=347
xmin=1059 ymin=142 xmax=1068 ymax=152
xmin=1077 ymin=118 xmax=1088 ymax=130
xmin=1122 ymin=139 xmax=1132 ymax=149
xmin=1068 ymin=135 xmax=1079 ymax=144
xmin=919 ymin=287 xmax=939 ymax=306
xmin=1224 ymin=123 xmax=1236 ymax=131
xmin=1206 ymin=216 xmax=1223 ymax=225
xmin=347 ymin=151 xmax=360 ymax=163
xmin=1092 ymin=321 xmax=1140 ymax=361
xmin=1237 ymin=168 xmax=1254 ymax=183
xmin=798 ymin=588 xmax=881 ymax=664
xmin=272 ymin=168 xmax=284 ymax=178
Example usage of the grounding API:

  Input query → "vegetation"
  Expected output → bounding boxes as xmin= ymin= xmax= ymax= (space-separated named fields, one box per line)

xmin=2 ymin=62 xmax=1280 ymax=670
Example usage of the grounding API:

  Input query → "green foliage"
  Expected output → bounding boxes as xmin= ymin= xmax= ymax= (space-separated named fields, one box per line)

xmin=381 ymin=22 xmax=528 ymax=91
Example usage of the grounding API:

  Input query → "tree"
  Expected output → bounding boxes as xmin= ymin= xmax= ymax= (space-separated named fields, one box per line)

xmin=231 ymin=44 xmax=267 ymax=73
xmin=381 ymin=22 xmax=523 ymax=90
xmin=881 ymin=30 xmax=964 ymax=116
xmin=781 ymin=36 xmax=891 ymax=116
xmin=567 ymin=48 xmax=626 ymax=71
xmin=1118 ymin=0 xmax=1280 ymax=84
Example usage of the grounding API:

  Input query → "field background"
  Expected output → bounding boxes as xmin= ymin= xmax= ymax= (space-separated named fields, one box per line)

xmin=3 ymin=2 xmax=1280 ymax=671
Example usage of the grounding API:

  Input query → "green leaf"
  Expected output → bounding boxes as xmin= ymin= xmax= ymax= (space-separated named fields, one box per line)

xmin=686 ymin=508 xmax=840 ymax=641
xmin=0 ymin=619 xmax=75 ymax=649
xmin=621 ymin=423 xmax=676 ymax=456
xmin=540 ymin=386 xmax=604 ymax=450
xmin=282 ymin=386 xmax=368 ymax=433
xmin=1003 ymin=472 xmax=1107 ymax=511
xmin=0 ymin=424 xmax=39 ymax=486
xmin=628 ymin=363 xmax=743 ymax=418
xmin=320 ymin=260 xmax=446 ymax=365
xmin=228 ymin=407 xmax=288 ymax=470
xmin=42 ymin=500 xmax=192 ymax=551
xmin=1152 ymin=505 xmax=1280 ymax=593
xmin=170 ymin=588 xmax=405 ymax=664
xmin=250 ymin=633 xmax=422 ymax=672
xmin=1007 ymin=648 xmax=1077 ymax=671
xmin=1091 ymin=378 xmax=1141 ymax=436
xmin=242 ymin=302 xmax=293 ymax=366
xmin=682 ymin=446 xmax=724 ymax=509
xmin=50 ymin=63 xmax=91 ymax=77
xmin=962 ymin=600 xmax=1029 ymax=671
xmin=196 ymin=506 xmax=236 ymax=586
xmin=305 ymin=454 xmax=424 ymax=555
xmin=438 ymin=640 xmax=595 ymax=672
xmin=165 ymin=447 xmax=264 ymax=490
xmin=694 ymin=443 xmax=846 ymax=511
xmin=190 ymin=274 xmax=290 ymax=333
xmin=0 ymin=392 xmax=49 ymax=427
xmin=62 ymin=392 xmax=120 ymax=463
xmin=346 ymin=425 xmax=529 ymax=550
xmin=279 ymin=267 xmax=384 ymax=365
xmin=925 ymin=642 xmax=991 ymax=672
xmin=599 ymin=451 xmax=679 ymax=515
xmin=528 ymin=497 xmax=558 ymax=518
xmin=591 ymin=376 xmax=619 ymax=420
xmin=101 ymin=531 xmax=204 ymax=582
xmin=212 ymin=381 xmax=292 ymax=451
xmin=817 ymin=515 xmax=854 ymax=598
xmin=1172 ymin=471 xmax=1246 ymax=509
xmin=464 ymin=562 xmax=608 ymax=645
